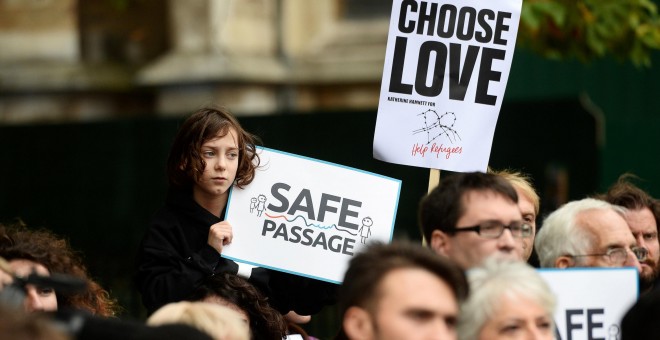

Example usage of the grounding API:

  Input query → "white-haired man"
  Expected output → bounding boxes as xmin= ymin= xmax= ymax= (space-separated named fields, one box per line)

xmin=535 ymin=198 xmax=645 ymax=273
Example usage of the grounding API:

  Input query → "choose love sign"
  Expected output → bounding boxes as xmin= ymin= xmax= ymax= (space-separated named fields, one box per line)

xmin=374 ymin=0 xmax=523 ymax=172
xmin=222 ymin=147 xmax=402 ymax=284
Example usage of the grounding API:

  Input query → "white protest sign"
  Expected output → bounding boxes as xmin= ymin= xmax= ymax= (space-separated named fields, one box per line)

xmin=374 ymin=0 xmax=522 ymax=172
xmin=538 ymin=268 xmax=638 ymax=340
xmin=223 ymin=147 xmax=402 ymax=284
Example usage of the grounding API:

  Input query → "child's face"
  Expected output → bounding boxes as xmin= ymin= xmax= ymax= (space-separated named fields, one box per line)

xmin=193 ymin=128 xmax=239 ymax=199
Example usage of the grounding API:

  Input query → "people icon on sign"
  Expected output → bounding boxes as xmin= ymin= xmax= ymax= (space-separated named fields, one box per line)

xmin=608 ymin=324 xmax=620 ymax=340
xmin=249 ymin=197 xmax=257 ymax=213
xmin=249 ymin=195 xmax=267 ymax=216
xmin=256 ymin=194 xmax=267 ymax=217
xmin=358 ymin=217 xmax=373 ymax=244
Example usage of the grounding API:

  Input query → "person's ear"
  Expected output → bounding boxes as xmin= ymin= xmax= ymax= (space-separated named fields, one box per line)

xmin=431 ymin=229 xmax=451 ymax=256
xmin=343 ymin=306 xmax=374 ymax=340
xmin=555 ymin=256 xmax=574 ymax=269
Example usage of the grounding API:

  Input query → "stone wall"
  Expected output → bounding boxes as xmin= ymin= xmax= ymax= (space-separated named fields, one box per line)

xmin=0 ymin=0 xmax=392 ymax=123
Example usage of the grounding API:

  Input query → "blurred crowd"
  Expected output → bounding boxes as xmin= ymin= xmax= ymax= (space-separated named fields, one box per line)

xmin=1 ymin=107 xmax=658 ymax=340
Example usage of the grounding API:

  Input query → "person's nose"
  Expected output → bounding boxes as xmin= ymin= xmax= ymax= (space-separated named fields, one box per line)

xmin=497 ymin=228 xmax=516 ymax=250
xmin=214 ymin=155 xmax=226 ymax=170
xmin=636 ymin=234 xmax=648 ymax=250
xmin=625 ymin=248 xmax=643 ymax=273
xmin=427 ymin=319 xmax=456 ymax=340
xmin=23 ymin=286 xmax=44 ymax=312
xmin=528 ymin=326 xmax=548 ymax=340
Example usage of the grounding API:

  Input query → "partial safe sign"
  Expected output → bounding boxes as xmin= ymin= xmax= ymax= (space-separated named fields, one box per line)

xmin=538 ymin=267 xmax=638 ymax=340
xmin=223 ymin=147 xmax=402 ymax=284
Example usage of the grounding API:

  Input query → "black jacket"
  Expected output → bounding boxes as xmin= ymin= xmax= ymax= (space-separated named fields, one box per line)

xmin=134 ymin=188 xmax=336 ymax=315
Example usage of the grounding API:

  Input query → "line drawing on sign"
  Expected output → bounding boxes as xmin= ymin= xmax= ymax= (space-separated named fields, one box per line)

xmin=358 ymin=217 xmax=373 ymax=244
xmin=264 ymin=213 xmax=362 ymax=237
xmin=255 ymin=194 xmax=267 ymax=216
xmin=265 ymin=213 xmax=335 ymax=230
xmin=412 ymin=110 xmax=461 ymax=145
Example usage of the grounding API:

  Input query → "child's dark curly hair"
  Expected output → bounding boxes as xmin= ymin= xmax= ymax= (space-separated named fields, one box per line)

xmin=189 ymin=273 xmax=287 ymax=340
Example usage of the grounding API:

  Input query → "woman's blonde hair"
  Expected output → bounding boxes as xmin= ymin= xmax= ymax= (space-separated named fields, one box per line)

xmin=147 ymin=301 xmax=249 ymax=340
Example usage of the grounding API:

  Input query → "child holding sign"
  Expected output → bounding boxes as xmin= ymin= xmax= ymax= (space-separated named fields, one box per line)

xmin=135 ymin=107 xmax=336 ymax=319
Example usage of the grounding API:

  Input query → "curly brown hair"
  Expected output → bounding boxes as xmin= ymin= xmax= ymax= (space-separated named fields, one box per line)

xmin=188 ymin=273 xmax=287 ymax=340
xmin=166 ymin=106 xmax=261 ymax=189
xmin=597 ymin=173 xmax=660 ymax=230
xmin=0 ymin=222 xmax=119 ymax=317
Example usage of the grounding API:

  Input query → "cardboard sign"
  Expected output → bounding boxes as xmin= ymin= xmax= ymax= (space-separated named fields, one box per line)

xmin=538 ymin=268 xmax=638 ymax=340
xmin=223 ymin=147 xmax=402 ymax=284
xmin=374 ymin=0 xmax=523 ymax=172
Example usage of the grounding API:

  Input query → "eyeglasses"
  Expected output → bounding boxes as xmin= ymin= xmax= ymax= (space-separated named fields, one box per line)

xmin=447 ymin=222 xmax=533 ymax=239
xmin=572 ymin=247 xmax=648 ymax=265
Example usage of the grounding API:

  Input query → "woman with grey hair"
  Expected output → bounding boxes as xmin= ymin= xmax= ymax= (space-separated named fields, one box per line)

xmin=458 ymin=259 xmax=556 ymax=340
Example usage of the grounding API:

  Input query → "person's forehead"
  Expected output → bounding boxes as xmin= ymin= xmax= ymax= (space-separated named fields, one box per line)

xmin=9 ymin=259 xmax=50 ymax=276
xmin=204 ymin=128 xmax=238 ymax=145
xmin=578 ymin=208 xmax=633 ymax=245
xmin=461 ymin=188 xmax=514 ymax=203
xmin=625 ymin=208 xmax=658 ymax=231
xmin=376 ymin=268 xmax=456 ymax=307
xmin=459 ymin=189 xmax=519 ymax=219
xmin=515 ymin=189 xmax=537 ymax=215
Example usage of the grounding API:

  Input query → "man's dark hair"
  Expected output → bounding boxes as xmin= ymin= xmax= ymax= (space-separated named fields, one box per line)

xmin=338 ymin=241 xmax=468 ymax=318
xmin=597 ymin=173 xmax=660 ymax=232
xmin=418 ymin=172 xmax=518 ymax=242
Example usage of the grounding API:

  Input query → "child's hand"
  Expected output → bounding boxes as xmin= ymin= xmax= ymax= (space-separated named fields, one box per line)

xmin=208 ymin=221 xmax=233 ymax=253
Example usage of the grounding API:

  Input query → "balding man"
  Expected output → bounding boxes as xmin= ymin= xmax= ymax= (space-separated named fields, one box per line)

xmin=535 ymin=198 xmax=645 ymax=273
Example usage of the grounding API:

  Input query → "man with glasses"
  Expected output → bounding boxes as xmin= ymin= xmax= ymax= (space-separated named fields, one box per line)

xmin=535 ymin=198 xmax=644 ymax=273
xmin=419 ymin=172 xmax=529 ymax=270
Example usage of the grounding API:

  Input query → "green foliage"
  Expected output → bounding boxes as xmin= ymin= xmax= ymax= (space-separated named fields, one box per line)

xmin=518 ymin=0 xmax=660 ymax=67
